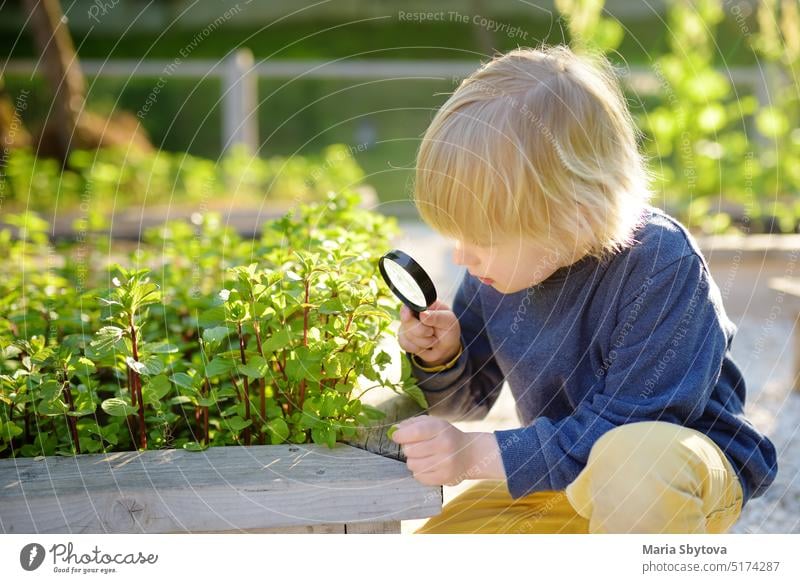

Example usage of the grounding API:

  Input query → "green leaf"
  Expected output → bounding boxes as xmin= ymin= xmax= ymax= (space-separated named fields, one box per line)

xmin=90 ymin=326 xmax=125 ymax=355
xmin=182 ymin=441 xmax=208 ymax=451
xmin=374 ymin=350 xmax=392 ymax=368
xmin=126 ymin=356 xmax=164 ymax=376
xmin=76 ymin=357 xmax=97 ymax=373
xmin=143 ymin=374 xmax=171 ymax=401
xmin=202 ymin=326 xmax=232 ymax=346
xmin=225 ymin=415 xmax=252 ymax=433
xmin=318 ymin=298 xmax=345 ymax=314
xmin=311 ymin=424 xmax=327 ymax=445
xmin=1 ymin=420 xmax=23 ymax=439
xmin=148 ymin=342 xmax=180 ymax=354
xmin=325 ymin=425 xmax=336 ymax=448
xmin=142 ymin=356 xmax=165 ymax=376
xmin=261 ymin=328 xmax=292 ymax=354
xmin=353 ymin=304 xmax=392 ymax=320
xmin=101 ymin=398 xmax=137 ymax=417
xmin=206 ymin=356 xmax=235 ymax=377
xmin=264 ymin=418 xmax=289 ymax=444
xmin=238 ymin=354 xmax=267 ymax=379
xmin=125 ymin=357 xmax=147 ymax=375
xmin=361 ymin=403 xmax=386 ymax=420
xmin=198 ymin=307 xmax=227 ymax=328
xmin=285 ymin=355 xmax=322 ymax=382
xmin=402 ymin=384 xmax=429 ymax=409
xmin=170 ymin=372 xmax=195 ymax=389
xmin=169 ymin=396 xmax=194 ymax=406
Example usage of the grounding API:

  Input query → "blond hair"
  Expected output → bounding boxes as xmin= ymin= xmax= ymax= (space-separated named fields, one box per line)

xmin=413 ymin=44 xmax=653 ymax=261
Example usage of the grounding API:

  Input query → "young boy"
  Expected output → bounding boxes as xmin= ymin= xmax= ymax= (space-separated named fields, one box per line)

xmin=391 ymin=44 xmax=778 ymax=534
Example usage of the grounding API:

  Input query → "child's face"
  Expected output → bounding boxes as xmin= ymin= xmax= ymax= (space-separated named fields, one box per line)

xmin=451 ymin=237 xmax=580 ymax=294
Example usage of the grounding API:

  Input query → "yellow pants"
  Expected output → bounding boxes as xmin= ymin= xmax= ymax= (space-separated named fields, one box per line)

xmin=414 ymin=421 xmax=744 ymax=534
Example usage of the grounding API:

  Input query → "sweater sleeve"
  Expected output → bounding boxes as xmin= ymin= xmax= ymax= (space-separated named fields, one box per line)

xmin=404 ymin=269 xmax=505 ymax=422
xmin=494 ymin=253 xmax=729 ymax=499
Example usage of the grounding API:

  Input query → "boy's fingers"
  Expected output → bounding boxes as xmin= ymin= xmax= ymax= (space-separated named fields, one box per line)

xmin=391 ymin=416 xmax=437 ymax=444
xmin=409 ymin=321 xmax=435 ymax=337
xmin=427 ymin=299 xmax=451 ymax=311
xmin=402 ymin=439 xmax=437 ymax=459
xmin=400 ymin=337 xmax=424 ymax=354
xmin=409 ymin=333 xmax=437 ymax=349
xmin=419 ymin=309 xmax=457 ymax=330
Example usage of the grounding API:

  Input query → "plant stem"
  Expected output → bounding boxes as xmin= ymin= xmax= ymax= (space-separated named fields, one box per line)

xmin=203 ymin=378 xmax=210 ymax=445
xmin=252 ymin=318 xmax=266 ymax=445
xmin=129 ymin=318 xmax=147 ymax=450
xmin=61 ymin=379 xmax=81 ymax=454
xmin=194 ymin=404 xmax=202 ymax=442
xmin=229 ymin=372 xmax=242 ymax=403
xmin=298 ymin=279 xmax=310 ymax=410
xmin=127 ymin=367 xmax=136 ymax=408
xmin=236 ymin=322 xmax=251 ymax=446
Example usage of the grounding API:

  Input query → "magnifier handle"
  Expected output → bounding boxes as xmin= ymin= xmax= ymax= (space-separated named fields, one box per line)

xmin=411 ymin=309 xmax=422 ymax=320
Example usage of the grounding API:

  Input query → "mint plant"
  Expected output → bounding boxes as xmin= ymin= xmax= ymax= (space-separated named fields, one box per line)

xmin=0 ymin=190 xmax=427 ymax=458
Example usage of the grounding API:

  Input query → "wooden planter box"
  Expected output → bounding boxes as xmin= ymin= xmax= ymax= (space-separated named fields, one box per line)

xmin=697 ymin=233 xmax=800 ymax=392
xmin=0 ymin=391 xmax=441 ymax=534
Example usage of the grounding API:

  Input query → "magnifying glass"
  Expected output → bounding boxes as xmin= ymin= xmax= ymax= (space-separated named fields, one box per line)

xmin=378 ymin=249 xmax=437 ymax=319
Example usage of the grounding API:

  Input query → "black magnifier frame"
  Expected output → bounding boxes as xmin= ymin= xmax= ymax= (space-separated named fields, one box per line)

xmin=378 ymin=249 xmax=437 ymax=319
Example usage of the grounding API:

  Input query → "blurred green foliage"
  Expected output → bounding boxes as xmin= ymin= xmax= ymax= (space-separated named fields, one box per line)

xmin=1 ymin=143 xmax=365 ymax=211
xmin=559 ymin=0 xmax=800 ymax=234
xmin=3 ymin=1 xmax=799 ymax=232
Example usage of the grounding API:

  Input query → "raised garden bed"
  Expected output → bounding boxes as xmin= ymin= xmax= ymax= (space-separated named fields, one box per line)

xmin=0 ymin=382 xmax=440 ymax=534
xmin=0 ymin=189 xmax=443 ymax=533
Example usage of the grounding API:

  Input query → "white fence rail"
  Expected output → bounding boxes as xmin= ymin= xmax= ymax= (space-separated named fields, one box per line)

xmin=3 ymin=51 xmax=775 ymax=153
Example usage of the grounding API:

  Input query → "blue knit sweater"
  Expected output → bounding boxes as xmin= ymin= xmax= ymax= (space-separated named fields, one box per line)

xmin=405 ymin=205 xmax=777 ymax=508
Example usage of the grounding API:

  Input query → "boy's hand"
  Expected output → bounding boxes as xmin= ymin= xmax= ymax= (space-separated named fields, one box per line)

xmin=389 ymin=415 xmax=506 ymax=487
xmin=398 ymin=299 xmax=461 ymax=367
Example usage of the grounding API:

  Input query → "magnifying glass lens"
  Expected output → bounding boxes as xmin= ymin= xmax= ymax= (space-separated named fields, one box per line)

xmin=378 ymin=249 xmax=437 ymax=314
xmin=382 ymin=259 xmax=428 ymax=307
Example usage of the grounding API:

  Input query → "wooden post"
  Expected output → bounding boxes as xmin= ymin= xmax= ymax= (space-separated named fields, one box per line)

xmin=221 ymin=48 xmax=258 ymax=155
xmin=768 ymin=277 xmax=800 ymax=393
xmin=23 ymin=0 xmax=86 ymax=161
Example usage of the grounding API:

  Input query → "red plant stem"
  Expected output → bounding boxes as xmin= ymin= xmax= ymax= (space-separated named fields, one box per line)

xmin=275 ymin=355 xmax=287 ymax=380
xmin=195 ymin=405 xmax=202 ymax=441
xmin=62 ymin=381 xmax=81 ymax=454
xmin=130 ymin=320 xmax=147 ymax=450
xmin=275 ymin=356 xmax=292 ymax=416
xmin=203 ymin=378 xmax=210 ymax=445
xmin=298 ymin=280 xmax=311 ymax=410
xmin=252 ymin=319 xmax=266 ymax=445
xmin=296 ymin=378 xmax=307 ymax=413
xmin=229 ymin=373 xmax=242 ymax=403
xmin=302 ymin=280 xmax=310 ymax=346
xmin=237 ymin=322 xmax=251 ymax=446
xmin=344 ymin=311 xmax=354 ymax=334
xmin=6 ymin=405 xmax=16 ymax=455
xmin=127 ymin=367 xmax=137 ymax=408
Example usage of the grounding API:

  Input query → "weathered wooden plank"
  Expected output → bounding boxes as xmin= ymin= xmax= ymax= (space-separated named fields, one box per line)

xmin=768 ymin=277 xmax=800 ymax=392
xmin=0 ymin=443 xmax=441 ymax=534
xmin=345 ymin=521 xmax=401 ymax=534
xmin=194 ymin=524 xmax=345 ymax=534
